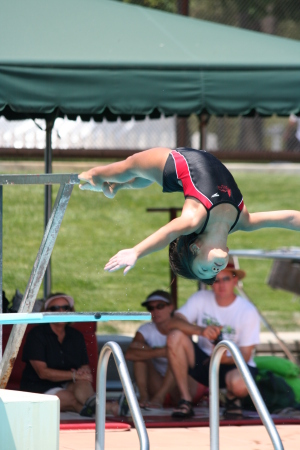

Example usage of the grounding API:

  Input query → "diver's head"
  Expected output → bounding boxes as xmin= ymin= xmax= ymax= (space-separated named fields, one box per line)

xmin=169 ymin=234 xmax=229 ymax=284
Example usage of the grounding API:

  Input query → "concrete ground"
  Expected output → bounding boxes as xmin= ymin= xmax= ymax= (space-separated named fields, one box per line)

xmin=59 ymin=424 xmax=300 ymax=449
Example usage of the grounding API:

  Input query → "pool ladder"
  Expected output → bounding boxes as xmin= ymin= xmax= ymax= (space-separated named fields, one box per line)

xmin=95 ymin=340 xmax=284 ymax=449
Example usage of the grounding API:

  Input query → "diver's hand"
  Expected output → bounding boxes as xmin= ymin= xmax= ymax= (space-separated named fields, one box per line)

xmin=104 ymin=248 xmax=138 ymax=275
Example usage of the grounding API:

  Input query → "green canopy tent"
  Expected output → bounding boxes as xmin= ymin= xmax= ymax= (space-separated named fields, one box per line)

xmin=1 ymin=0 xmax=300 ymax=120
xmin=1 ymin=0 xmax=300 ymax=296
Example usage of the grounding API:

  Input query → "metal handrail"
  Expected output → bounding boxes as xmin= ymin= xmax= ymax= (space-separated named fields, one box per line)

xmin=209 ymin=340 xmax=283 ymax=450
xmin=96 ymin=341 xmax=149 ymax=450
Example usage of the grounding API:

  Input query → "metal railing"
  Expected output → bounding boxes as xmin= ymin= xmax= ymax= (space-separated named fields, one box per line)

xmin=96 ymin=341 xmax=149 ymax=450
xmin=209 ymin=340 xmax=283 ymax=450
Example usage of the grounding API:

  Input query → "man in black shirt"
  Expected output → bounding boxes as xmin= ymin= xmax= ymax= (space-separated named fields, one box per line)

xmin=21 ymin=293 xmax=96 ymax=417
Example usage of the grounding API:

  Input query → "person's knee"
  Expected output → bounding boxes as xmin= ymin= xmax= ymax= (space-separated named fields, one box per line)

xmin=57 ymin=390 xmax=78 ymax=409
xmin=167 ymin=329 xmax=185 ymax=351
xmin=226 ymin=371 xmax=248 ymax=398
xmin=74 ymin=380 xmax=91 ymax=389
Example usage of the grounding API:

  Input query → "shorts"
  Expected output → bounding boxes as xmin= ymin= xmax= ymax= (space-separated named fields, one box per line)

xmin=188 ymin=342 xmax=258 ymax=388
xmin=44 ymin=382 xmax=70 ymax=395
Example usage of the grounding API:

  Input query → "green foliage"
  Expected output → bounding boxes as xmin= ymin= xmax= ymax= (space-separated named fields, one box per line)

xmin=191 ymin=0 xmax=300 ymax=22
xmin=118 ymin=0 xmax=300 ymax=40
xmin=119 ymin=0 xmax=176 ymax=13
xmin=189 ymin=0 xmax=300 ymax=38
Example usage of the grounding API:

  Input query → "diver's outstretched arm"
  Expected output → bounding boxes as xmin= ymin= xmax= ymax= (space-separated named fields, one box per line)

xmin=237 ymin=209 xmax=300 ymax=232
xmin=104 ymin=213 xmax=201 ymax=274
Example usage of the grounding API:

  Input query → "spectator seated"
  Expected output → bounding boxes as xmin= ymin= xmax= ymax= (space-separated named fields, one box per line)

xmin=2 ymin=322 xmax=98 ymax=391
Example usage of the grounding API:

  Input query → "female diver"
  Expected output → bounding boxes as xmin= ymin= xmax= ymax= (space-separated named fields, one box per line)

xmin=79 ymin=147 xmax=300 ymax=284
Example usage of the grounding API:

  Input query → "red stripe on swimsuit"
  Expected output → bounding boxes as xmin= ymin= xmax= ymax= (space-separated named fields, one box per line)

xmin=171 ymin=150 xmax=213 ymax=210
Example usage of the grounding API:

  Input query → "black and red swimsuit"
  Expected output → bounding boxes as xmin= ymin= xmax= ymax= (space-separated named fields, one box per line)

xmin=163 ymin=148 xmax=244 ymax=233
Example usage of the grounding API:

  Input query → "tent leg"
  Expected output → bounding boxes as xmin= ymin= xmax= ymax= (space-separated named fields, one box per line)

xmin=198 ymin=113 xmax=210 ymax=150
xmin=44 ymin=119 xmax=54 ymax=299
xmin=0 ymin=182 xmax=73 ymax=388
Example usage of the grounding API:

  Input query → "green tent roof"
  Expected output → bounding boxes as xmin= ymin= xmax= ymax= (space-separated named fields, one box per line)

xmin=1 ymin=0 xmax=300 ymax=120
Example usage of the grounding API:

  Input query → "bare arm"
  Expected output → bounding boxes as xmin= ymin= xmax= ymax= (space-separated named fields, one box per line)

xmin=171 ymin=315 xmax=254 ymax=364
xmin=237 ymin=208 xmax=300 ymax=232
xmin=167 ymin=313 xmax=222 ymax=341
xmin=135 ymin=214 xmax=200 ymax=257
xmin=125 ymin=332 xmax=167 ymax=361
xmin=29 ymin=361 xmax=93 ymax=382
xmin=105 ymin=205 xmax=204 ymax=274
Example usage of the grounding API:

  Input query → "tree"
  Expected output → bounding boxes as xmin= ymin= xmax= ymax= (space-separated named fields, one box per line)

xmin=119 ymin=0 xmax=177 ymax=13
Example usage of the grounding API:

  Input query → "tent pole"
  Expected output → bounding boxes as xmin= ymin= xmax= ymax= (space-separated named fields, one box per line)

xmin=199 ymin=113 xmax=210 ymax=150
xmin=44 ymin=119 xmax=54 ymax=299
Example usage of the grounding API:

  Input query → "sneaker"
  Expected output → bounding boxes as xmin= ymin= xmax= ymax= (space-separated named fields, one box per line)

xmin=118 ymin=393 xmax=129 ymax=417
xmin=80 ymin=394 xmax=97 ymax=417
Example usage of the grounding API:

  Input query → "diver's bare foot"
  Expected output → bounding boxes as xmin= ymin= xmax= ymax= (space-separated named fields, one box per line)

xmin=78 ymin=171 xmax=104 ymax=192
xmin=102 ymin=182 xmax=117 ymax=198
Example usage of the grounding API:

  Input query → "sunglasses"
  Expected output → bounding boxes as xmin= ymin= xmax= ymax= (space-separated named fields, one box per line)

xmin=146 ymin=303 xmax=168 ymax=312
xmin=214 ymin=275 xmax=234 ymax=284
xmin=47 ymin=305 xmax=71 ymax=312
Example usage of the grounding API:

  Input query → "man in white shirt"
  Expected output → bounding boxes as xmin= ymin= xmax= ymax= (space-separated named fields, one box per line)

xmin=125 ymin=290 xmax=201 ymax=409
xmin=167 ymin=262 xmax=260 ymax=418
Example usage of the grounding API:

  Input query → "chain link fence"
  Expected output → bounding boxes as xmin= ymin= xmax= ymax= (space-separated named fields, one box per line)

xmin=1 ymin=0 xmax=300 ymax=157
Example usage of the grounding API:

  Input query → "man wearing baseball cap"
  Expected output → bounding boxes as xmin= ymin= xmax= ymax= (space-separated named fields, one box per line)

xmin=166 ymin=259 xmax=260 ymax=418
xmin=125 ymin=290 xmax=202 ymax=410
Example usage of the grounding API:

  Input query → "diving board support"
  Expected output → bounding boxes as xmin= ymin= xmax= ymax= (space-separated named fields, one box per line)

xmin=0 ymin=178 xmax=75 ymax=388
xmin=209 ymin=340 xmax=283 ymax=450
xmin=96 ymin=341 xmax=149 ymax=450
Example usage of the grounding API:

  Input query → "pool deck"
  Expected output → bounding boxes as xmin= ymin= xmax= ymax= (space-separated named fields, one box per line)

xmin=59 ymin=424 xmax=300 ymax=449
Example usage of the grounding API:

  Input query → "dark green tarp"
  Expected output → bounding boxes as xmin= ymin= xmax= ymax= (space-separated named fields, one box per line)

xmin=1 ymin=0 xmax=300 ymax=120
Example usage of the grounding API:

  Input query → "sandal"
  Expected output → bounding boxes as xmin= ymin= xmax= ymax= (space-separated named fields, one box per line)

xmin=80 ymin=394 xmax=96 ymax=417
xmin=172 ymin=399 xmax=194 ymax=418
xmin=223 ymin=396 xmax=243 ymax=418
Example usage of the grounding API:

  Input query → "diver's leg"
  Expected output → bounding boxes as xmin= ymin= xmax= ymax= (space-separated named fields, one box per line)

xmin=79 ymin=147 xmax=170 ymax=192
